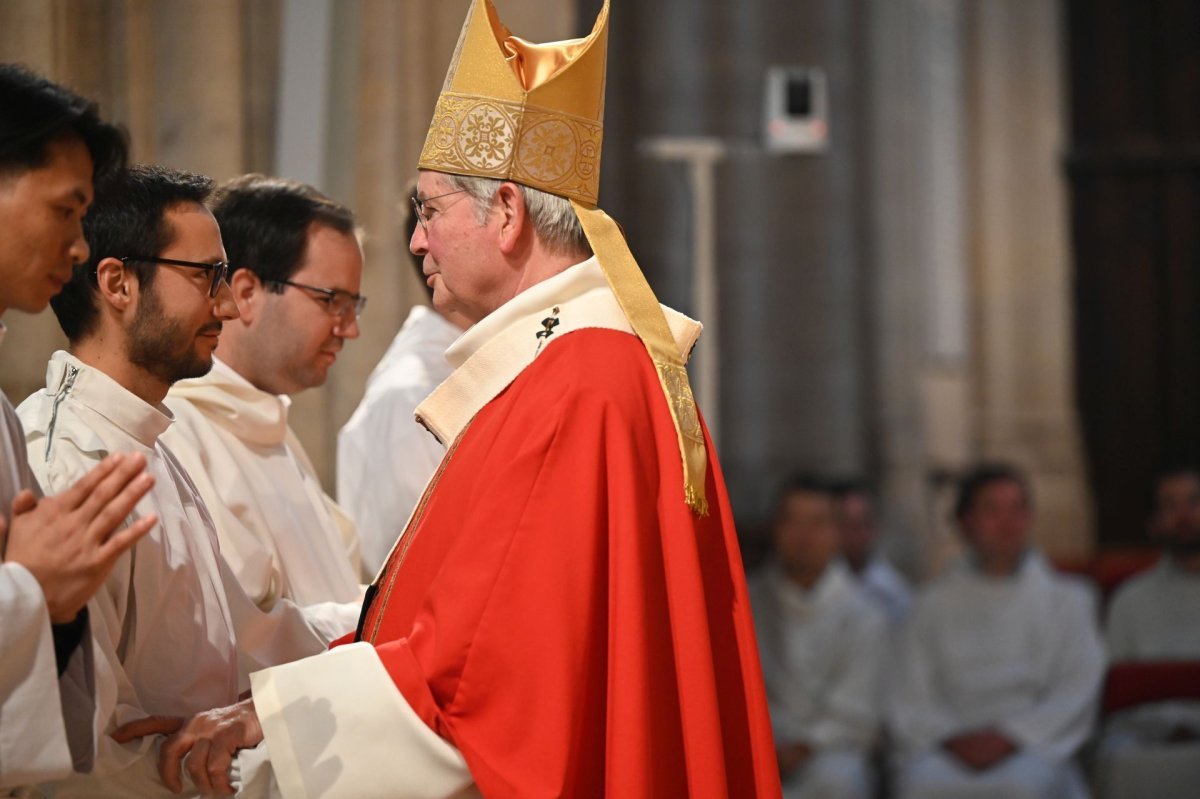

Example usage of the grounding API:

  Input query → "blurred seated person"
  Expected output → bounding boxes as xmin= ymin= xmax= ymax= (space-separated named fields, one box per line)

xmin=831 ymin=477 xmax=912 ymax=625
xmin=888 ymin=463 xmax=1105 ymax=799
xmin=750 ymin=475 xmax=886 ymax=799
xmin=1096 ymin=464 xmax=1200 ymax=799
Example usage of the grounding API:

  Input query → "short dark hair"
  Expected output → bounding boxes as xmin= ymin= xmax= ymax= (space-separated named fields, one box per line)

xmin=0 ymin=63 xmax=128 ymax=183
xmin=211 ymin=174 xmax=357 ymax=290
xmin=830 ymin=476 xmax=874 ymax=502
xmin=774 ymin=473 xmax=835 ymax=516
xmin=51 ymin=164 xmax=214 ymax=342
xmin=954 ymin=462 xmax=1030 ymax=518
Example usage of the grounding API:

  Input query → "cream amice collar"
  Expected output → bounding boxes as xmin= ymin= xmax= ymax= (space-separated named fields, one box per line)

xmin=416 ymin=257 xmax=702 ymax=447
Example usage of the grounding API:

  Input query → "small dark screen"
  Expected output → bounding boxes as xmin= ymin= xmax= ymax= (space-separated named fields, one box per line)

xmin=787 ymin=76 xmax=811 ymax=117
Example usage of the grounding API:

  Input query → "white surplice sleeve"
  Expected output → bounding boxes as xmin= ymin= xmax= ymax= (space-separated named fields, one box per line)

xmin=0 ymin=564 xmax=77 ymax=789
xmin=232 ymin=643 xmax=476 ymax=799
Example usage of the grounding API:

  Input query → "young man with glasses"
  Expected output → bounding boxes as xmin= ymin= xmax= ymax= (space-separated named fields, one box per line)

xmin=18 ymin=164 xmax=326 ymax=797
xmin=0 ymin=63 xmax=157 ymax=791
xmin=160 ymin=173 xmax=367 ymax=643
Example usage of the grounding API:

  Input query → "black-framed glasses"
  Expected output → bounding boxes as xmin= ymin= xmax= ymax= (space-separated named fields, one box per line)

xmin=268 ymin=278 xmax=367 ymax=320
xmin=411 ymin=189 xmax=469 ymax=230
xmin=120 ymin=255 xmax=231 ymax=298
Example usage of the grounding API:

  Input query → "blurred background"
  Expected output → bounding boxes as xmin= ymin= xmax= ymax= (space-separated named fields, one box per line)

xmin=1 ymin=0 xmax=1194 ymax=578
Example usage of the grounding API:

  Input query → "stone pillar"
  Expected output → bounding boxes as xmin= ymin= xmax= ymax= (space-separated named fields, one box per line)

xmin=868 ymin=0 xmax=1092 ymax=576
xmin=966 ymin=0 xmax=1092 ymax=558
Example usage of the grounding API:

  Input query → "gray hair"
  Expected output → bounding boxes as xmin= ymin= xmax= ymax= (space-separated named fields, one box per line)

xmin=444 ymin=174 xmax=591 ymax=258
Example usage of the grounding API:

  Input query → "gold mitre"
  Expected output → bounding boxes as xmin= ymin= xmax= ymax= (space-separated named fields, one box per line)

xmin=417 ymin=0 xmax=607 ymax=203
xmin=420 ymin=0 xmax=709 ymax=516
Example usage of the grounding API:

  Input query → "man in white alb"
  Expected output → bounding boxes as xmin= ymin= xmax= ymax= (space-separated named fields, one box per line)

xmin=338 ymin=189 xmax=469 ymax=574
xmin=831 ymin=478 xmax=912 ymax=626
xmin=888 ymin=463 xmax=1105 ymax=799
xmin=0 ymin=63 xmax=156 ymax=792
xmin=19 ymin=164 xmax=326 ymax=797
xmin=1096 ymin=464 xmax=1200 ymax=799
xmin=750 ymin=476 xmax=886 ymax=799
xmin=162 ymin=174 xmax=366 ymax=641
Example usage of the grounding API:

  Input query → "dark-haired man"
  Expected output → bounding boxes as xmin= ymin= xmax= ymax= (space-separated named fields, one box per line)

xmin=0 ymin=63 xmax=156 ymax=790
xmin=161 ymin=174 xmax=367 ymax=641
xmin=831 ymin=479 xmax=911 ymax=625
xmin=750 ymin=477 xmax=886 ymax=799
xmin=1097 ymin=465 xmax=1200 ymax=799
xmin=338 ymin=184 xmax=470 ymax=574
xmin=18 ymin=164 xmax=325 ymax=797
xmin=888 ymin=463 xmax=1105 ymax=799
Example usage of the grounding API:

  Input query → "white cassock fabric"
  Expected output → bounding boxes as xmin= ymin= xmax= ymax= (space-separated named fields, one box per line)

xmin=888 ymin=551 xmax=1105 ymax=799
xmin=337 ymin=306 xmax=460 ymax=575
xmin=749 ymin=560 xmax=886 ymax=799
xmin=17 ymin=351 xmax=326 ymax=798
xmin=858 ymin=555 xmax=912 ymax=626
xmin=0 ymin=323 xmax=93 ymax=792
xmin=163 ymin=358 xmax=364 ymax=642
xmin=1097 ymin=557 xmax=1200 ymax=799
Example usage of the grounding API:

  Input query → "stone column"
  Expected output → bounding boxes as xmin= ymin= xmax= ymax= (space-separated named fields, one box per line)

xmin=966 ymin=0 xmax=1092 ymax=558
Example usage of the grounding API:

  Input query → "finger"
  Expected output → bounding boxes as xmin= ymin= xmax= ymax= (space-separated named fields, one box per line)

xmin=85 ymin=471 xmax=156 ymax=545
xmin=187 ymin=738 xmax=214 ymax=794
xmin=56 ymin=453 xmax=124 ymax=510
xmin=111 ymin=715 xmax=184 ymax=743
xmin=207 ymin=740 xmax=237 ymax=796
xmin=159 ymin=730 xmax=192 ymax=793
xmin=10 ymin=489 xmax=38 ymax=516
xmin=97 ymin=513 xmax=158 ymax=564
xmin=79 ymin=455 xmax=151 ymax=530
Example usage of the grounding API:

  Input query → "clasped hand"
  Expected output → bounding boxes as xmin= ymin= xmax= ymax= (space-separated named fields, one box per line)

xmin=112 ymin=698 xmax=263 ymax=796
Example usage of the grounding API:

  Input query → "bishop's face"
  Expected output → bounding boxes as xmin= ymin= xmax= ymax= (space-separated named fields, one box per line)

xmin=409 ymin=171 xmax=517 ymax=324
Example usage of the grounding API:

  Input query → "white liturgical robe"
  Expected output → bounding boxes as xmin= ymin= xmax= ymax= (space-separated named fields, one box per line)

xmin=18 ymin=351 xmax=326 ymax=798
xmin=858 ymin=555 xmax=912 ymax=626
xmin=0 ymin=322 xmax=92 ymax=792
xmin=888 ymin=551 xmax=1105 ymax=799
xmin=164 ymin=358 xmax=363 ymax=642
xmin=338 ymin=305 xmax=461 ymax=575
xmin=1097 ymin=558 xmax=1200 ymax=799
xmin=749 ymin=560 xmax=886 ymax=799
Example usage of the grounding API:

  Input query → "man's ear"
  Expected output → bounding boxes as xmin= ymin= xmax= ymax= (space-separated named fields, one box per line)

xmin=495 ymin=182 xmax=528 ymax=256
xmin=229 ymin=267 xmax=263 ymax=323
xmin=95 ymin=257 xmax=134 ymax=313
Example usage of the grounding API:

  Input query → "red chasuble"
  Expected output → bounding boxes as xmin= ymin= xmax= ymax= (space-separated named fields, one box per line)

xmin=358 ymin=327 xmax=781 ymax=798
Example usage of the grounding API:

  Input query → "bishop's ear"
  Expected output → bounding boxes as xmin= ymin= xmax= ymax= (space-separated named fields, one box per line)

xmin=494 ymin=181 xmax=528 ymax=255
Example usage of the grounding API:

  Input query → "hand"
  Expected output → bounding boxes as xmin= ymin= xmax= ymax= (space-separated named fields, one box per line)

xmin=942 ymin=728 xmax=1018 ymax=771
xmin=2 ymin=453 xmax=157 ymax=623
xmin=148 ymin=699 xmax=263 ymax=795
xmin=777 ymin=740 xmax=813 ymax=777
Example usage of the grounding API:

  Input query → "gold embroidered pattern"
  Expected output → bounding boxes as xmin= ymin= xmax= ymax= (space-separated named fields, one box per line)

xmin=656 ymin=361 xmax=704 ymax=444
xmin=419 ymin=92 xmax=602 ymax=205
